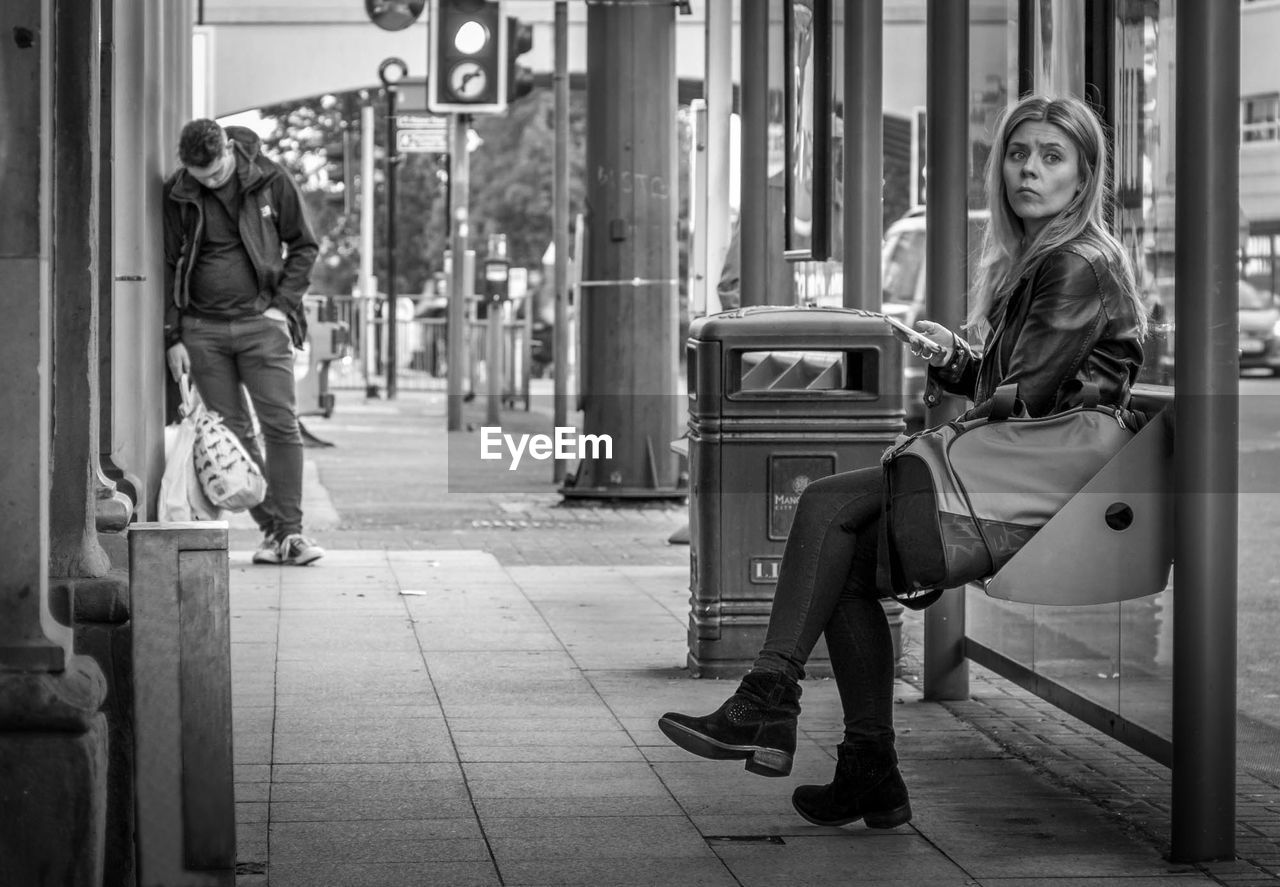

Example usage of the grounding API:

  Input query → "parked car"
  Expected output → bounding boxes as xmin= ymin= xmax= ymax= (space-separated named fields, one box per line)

xmin=1237 ymin=280 xmax=1280 ymax=374
xmin=1139 ymin=278 xmax=1280 ymax=379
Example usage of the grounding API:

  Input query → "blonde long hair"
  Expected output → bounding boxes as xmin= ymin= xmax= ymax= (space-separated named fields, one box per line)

xmin=968 ymin=94 xmax=1145 ymax=343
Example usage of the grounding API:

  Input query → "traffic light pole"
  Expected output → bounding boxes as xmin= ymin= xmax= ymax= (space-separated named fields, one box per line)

xmin=552 ymin=0 xmax=570 ymax=482
xmin=484 ymin=241 xmax=508 ymax=427
xmin=384 ymin=83 xmax=400 ymax=399
xmin=446 ymin=114 xmax=470 ymax=431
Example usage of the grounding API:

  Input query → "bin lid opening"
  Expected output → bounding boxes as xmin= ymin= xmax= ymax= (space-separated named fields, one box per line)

xmin=734 ymin=348 xmax=878 ymax=397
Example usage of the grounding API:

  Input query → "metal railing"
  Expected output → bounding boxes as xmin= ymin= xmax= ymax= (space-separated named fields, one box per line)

xmin=324 ymin=294 xmax=534 ymax=406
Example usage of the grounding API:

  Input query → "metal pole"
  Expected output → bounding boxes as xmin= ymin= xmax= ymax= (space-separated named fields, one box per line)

xmin=447 ymin=114 xmax=470 ymax=430
xmin=922 ymin=0 xmax=969 ymax=702
xmin=738 ymin=0 xmax=768 ymax=308
xmin=1171 ymin=0 xmax=1238 ymax=862
xmin=384 ymin=86 xmax=399 ymax=399
xmin=486 ymin=242 xmax=507 ymax=427
xmin=843 ymin=0 xmax=882 ymax=311
xmin=843 ymin=0 xmax=903 ymax=669
xmin=360 ymin=101 xmax=377 ymax=396
xmin=703 ymin=0 xmax=732 ymax=315
xmin=553 ymin=0 xmax=570 ymax=481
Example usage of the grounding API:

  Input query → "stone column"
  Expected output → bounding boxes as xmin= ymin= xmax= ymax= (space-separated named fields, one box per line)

xmin=574 ymin=0 xmax=681 ymax=496
xmin=0 ymin=1 xmax=110 ymax=883
xmin=48 ymin=0 xmax=112 ymax=580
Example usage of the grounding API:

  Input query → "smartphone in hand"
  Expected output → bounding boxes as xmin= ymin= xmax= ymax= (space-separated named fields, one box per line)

xmin=882 ymin=314 xmax=942 ymax=355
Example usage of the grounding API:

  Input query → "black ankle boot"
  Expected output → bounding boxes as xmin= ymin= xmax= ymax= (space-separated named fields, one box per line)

xmin=791 ymin=741 xmax=912 ymax=828
xmin=657 ymin=671 xmax=802 ymax=777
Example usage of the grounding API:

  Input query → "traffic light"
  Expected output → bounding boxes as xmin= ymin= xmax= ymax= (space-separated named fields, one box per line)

xmin=323 ymin=142 xmax=345 ymax=197
xmin=428 ymin=0 xmax=506 ymax=115
xmin=506 ymin=17 xmax=534 ymax=104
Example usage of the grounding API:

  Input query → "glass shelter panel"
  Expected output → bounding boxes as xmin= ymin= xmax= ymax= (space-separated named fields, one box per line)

xmin=1117 ymin=589 xmax=1175 ymax=740
xmin=963 ymin=0 xmax=1177 ymax=757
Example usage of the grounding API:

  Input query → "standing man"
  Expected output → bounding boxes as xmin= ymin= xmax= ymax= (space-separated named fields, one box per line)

xmin=163 ymin=119 xmax=325 ymax=566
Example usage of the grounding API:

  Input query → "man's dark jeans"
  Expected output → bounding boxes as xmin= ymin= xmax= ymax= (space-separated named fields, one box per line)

xmin=753 ymin=466 xmax=896 ymax=747
xmin=182 ymin=314 xmax=304 ymax=541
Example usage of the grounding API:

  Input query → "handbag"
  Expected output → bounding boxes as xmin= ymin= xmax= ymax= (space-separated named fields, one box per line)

xmin=180 ymin=375 xmax=268 ymax=512
xmin=879 ymin=381 xmax=1135 ymax=605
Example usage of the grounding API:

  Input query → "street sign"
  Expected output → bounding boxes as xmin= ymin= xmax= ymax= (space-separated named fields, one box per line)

xmin=397 ymin=114 xmax=444 ymax=130
xmin=397 ymin=128 xmax=449 ymax=153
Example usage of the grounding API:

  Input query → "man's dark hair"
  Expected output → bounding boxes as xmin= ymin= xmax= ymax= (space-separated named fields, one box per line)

xmin=178 ymin=119 xmax=226 ymax=168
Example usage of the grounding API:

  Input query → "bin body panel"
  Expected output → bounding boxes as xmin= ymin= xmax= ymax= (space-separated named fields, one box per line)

xmin=686 ymin=307 xmax=905 ymax=677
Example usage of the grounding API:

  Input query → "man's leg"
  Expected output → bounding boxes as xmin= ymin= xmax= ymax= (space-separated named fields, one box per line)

xmin=233 ymin=316 xmax=304 ymax=541
xmin=182 ymin=315 xmax=273 ymax=541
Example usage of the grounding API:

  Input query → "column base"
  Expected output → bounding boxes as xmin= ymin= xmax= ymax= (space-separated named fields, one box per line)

xmin=0 ymin=656 xmax=109 ymax=887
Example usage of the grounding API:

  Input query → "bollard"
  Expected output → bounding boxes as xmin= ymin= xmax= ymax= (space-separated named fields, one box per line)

xmin=130 ymin=522 xmax=235 ymax=886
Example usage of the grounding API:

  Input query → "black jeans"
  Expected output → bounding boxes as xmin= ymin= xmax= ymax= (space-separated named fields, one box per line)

xmin=182 ymin=314 xmax=305 ymax=540
xmin=752 ymin=466 xmax=895 ymax=746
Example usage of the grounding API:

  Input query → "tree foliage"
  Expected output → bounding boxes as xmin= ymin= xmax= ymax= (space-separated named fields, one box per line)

xmin=256 ymin=87 xmax=589 ymax=299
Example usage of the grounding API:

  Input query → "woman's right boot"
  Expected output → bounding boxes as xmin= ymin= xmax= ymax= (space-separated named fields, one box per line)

xmin=791 ymin=740 xmax=912 ymax=828
xmin=657 ymin=671 xmax=801 ymax=777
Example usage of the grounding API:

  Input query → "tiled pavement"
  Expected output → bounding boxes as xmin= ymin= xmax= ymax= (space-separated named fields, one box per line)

xmin=224 ymin=390 xmax=1279 ymax=885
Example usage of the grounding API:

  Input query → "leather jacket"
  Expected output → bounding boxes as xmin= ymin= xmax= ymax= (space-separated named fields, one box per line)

xmin=929 ymin=240 xmax=1145 ymax=419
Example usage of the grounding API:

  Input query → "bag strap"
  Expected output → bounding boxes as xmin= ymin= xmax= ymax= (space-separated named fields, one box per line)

xmin=178 ymin=373 xmax=205 ymax=418
xmin=989 ymin=383 xmax=1019 ymax=420
xmin=1059 ymin=378 xmax=1102 ymax=409
xmin=990 ymin=379 xmax=1104 ymax=420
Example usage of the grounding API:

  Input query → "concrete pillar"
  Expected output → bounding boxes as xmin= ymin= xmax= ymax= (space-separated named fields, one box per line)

xmin=96 ymin=0 xmax=140 ymax=533
xmin=48 ymin=0 xmax=111 ymax=579
xmin=573 ymin=0 xmax=681 ymax=496
xmin=101 ymin=0 xmax=175 ymax=523
xmin=0 ymin=1 xmax=110 ymax=883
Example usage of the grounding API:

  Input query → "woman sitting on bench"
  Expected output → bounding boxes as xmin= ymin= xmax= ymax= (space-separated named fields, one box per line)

xmin=657 ymin=93 xmax=1148 ymax=830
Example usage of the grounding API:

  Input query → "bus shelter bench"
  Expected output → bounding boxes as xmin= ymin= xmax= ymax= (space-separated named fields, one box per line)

xmin=980 ymin=383 xmax=1175 ymax=607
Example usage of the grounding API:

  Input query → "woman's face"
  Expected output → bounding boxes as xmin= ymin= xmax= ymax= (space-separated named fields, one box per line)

xmin=1002 ymin=120 xmax=1082 ymax=238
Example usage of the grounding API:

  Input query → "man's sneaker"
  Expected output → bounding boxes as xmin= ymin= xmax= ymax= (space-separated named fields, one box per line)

xmin=252 ymin=535 xmax=282 ymax=565
xmin=279 ymin=534 xmax=325 ymax=566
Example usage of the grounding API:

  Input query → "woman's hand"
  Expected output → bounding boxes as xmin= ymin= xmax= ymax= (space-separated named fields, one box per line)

xmin=909 ymin=320 xmax=956 ymax=367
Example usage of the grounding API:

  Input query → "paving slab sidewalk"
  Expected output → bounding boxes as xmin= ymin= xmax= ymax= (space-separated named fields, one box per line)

xmin=228 ymin=549 xmax=1255 ymax=886
xmin=222 ymin=390 xmax=1277 ymax=885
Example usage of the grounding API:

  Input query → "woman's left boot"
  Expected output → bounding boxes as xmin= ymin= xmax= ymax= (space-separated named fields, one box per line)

xmin=658 ymin=671 xmax=801 ymax=777
xmin=791 ymin=740 xmax=912 ymax=828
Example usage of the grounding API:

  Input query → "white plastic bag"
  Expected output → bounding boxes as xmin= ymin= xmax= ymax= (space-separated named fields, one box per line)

xmin=181 ymin=375 xmax=268 ymax=512
xmin=158 ymin=400 xmax=222 ymax=522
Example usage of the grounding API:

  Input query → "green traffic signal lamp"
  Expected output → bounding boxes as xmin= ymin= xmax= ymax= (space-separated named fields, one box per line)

xmin=506 ymin=17 xmax=534 ymax=104
xmin=428 ymin=0 xmax=507 ymax=115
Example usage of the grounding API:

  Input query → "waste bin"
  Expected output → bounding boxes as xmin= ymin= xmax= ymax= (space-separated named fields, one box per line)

xmin=297 ymin=296 xmax=350 ymax=418
xmin=685 ymin=306 xmax=905 ymax=677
